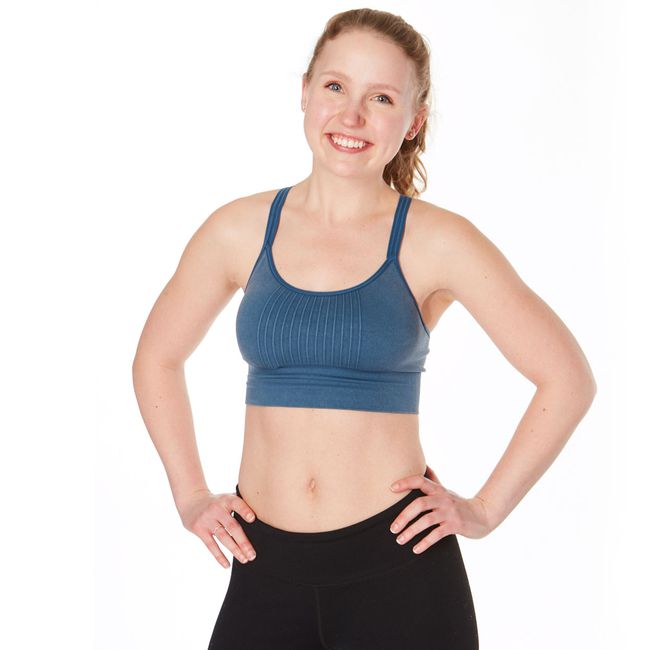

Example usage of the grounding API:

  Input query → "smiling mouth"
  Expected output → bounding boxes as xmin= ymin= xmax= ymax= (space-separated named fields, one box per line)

xmin=326 ymin=133 xmax=372 ymax=150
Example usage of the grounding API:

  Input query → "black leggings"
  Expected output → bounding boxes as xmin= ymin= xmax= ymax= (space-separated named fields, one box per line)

xmin=208 ymin=479 xmax=479 ymax=649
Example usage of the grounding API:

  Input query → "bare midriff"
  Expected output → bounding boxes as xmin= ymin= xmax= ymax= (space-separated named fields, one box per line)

xmin=237 ymin=405 xmax=427 ymax=532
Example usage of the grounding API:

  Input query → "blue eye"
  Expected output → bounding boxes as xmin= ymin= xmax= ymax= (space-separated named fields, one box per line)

xmin=325 ymin=82 xmax=393 ymax=105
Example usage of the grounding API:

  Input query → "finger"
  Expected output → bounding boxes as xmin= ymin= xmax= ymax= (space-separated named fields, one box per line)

xmin=197 ymin=530 xmax=231 ymax=568
xmin=393 ymin=510 xmax=442 ymax=547
xmin=390 ymin=473 xmax=431 ymax=492
xmin=231 ymin=496 xmax=257 ymax=524
xmin=228 ymin=497 xmax=259 ymax=561
xmin=388 ymin=496 xmax=434 ymax=534
xmin=412 ymin=524 xmax=449 ymax=554
xmin=212 ymin=519 xmax=256 ymax=564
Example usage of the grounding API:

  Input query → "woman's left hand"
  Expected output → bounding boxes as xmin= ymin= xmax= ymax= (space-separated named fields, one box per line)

xmin=388 ymin=464 xmax=493 ymax=554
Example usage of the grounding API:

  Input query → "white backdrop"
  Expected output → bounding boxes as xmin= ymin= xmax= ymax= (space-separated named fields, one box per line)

xmin=0 ymin=1 xmax=646 ymax=648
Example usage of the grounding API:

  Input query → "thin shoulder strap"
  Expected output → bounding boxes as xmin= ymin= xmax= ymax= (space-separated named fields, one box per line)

xmin=264 ymin=186 xmax=292 ymax=248
xmin=386 ymin=194 xmax=412 ymax=260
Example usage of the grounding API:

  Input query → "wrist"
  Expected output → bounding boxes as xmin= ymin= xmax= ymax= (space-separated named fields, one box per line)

xmin=473 ymin=494 xmax=503 ymax=532
xmin=173 ymin=485 xmax=210 ymax=505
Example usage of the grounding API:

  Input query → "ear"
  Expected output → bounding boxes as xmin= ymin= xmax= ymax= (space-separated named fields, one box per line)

xmin=301 ymin=73 xmax=308 ymax=109
xmin=408 ymin=103 xmax=430 ymax=139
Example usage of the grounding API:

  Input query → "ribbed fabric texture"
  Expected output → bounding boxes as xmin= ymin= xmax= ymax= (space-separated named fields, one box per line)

xmin=235 ymin=186 xmax=431 ymax=414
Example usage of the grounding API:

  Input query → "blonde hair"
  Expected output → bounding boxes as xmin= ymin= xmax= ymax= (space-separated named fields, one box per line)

xmin=303 ymin=8 xmax=434 ymax=197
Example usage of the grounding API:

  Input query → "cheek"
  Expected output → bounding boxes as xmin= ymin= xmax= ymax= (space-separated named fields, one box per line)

xmin=378 ymin=114 xmax=407 ymax=137
xmin=304 ymin=107 xmax=336 ymax=143
xmin=305 ymin=102 xmax=335 ymax=126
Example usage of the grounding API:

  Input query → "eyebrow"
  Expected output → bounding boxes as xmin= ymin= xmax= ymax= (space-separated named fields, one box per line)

xmin=318 ymin=70 xmax=402 ymax=95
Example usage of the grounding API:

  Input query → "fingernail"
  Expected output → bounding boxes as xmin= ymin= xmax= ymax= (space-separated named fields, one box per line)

xmin=246 ymin=513 xmax=255 ymax=521
xmin=247 ymin=551 xmax=256 ymax=560
xmin=390 ymin=524 xmax=399 ymax=532
xmin=391 ymin=483 xmax=399 ymax=490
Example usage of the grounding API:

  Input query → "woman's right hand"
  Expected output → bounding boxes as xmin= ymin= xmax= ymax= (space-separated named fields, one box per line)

xmin=176 ymin=489 xmax=258 ymax=569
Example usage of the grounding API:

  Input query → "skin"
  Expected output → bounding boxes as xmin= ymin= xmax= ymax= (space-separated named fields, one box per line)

xmin=132 ymin=29 xmax=596 ymax=569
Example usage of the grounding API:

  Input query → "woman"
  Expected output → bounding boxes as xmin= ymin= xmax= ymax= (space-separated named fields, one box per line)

xmin=132 ymin=9 xmax=597 ymax=649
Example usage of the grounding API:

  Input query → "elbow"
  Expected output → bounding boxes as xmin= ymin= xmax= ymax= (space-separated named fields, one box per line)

xmin=583 ymin=380 xmax=597 ymax=410
xmin=132 ymin=353 xmax=183 ymax=374
xmin=590 ymin=376 xmax=598 ymax=398
xmin=584 ymin=365 xmax=598 ymax=402
xmin=573 ymin=374 xmax=598 ymax=412
xmin=131 ymin=354 xmax=144 ymax=375
xmin=589 ymin=378 xmax=597 ymax=405
xmin=537 ymin=371 xmax=597 ymax=409
xmin=573 ymin=372 xmax=597 ymax=406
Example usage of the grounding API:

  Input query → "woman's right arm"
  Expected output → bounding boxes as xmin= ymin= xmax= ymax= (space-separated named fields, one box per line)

xmin=131 ymin=198 xmax=258 ymax=567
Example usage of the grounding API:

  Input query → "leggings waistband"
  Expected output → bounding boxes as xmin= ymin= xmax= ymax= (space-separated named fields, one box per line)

xmin=232 ymin=474 xmax=442 ymax=586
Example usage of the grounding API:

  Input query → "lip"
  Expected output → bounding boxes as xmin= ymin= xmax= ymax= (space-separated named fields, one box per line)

xmin=326 ymin=133 xmax=373 ymax=154
xmin=327 ymin=132 xmax=372 ymax=144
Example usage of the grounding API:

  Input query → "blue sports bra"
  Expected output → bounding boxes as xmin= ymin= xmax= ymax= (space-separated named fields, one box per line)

xmin=235 ymin=186 xmax=431 ymax=414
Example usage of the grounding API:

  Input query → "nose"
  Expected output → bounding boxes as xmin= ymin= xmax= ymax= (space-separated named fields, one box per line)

xmin=338 ymin=98 xmax=367 ymax=127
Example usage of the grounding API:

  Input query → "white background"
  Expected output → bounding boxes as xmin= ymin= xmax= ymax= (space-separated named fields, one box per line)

xmin=0 ymin=1 xmax=647 ymax=648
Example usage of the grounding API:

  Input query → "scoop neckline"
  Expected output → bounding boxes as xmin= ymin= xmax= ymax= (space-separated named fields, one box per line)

xmin=266 ymin=248 xmax=394 ymax=296
xmin=266 ymin=188 xmax=405 ymax=296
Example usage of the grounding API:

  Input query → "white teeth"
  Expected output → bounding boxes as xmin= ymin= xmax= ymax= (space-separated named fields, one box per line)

xmin=330 ymin=134 xmax=368 ymax=149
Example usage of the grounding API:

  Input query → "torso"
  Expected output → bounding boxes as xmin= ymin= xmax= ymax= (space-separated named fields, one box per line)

xmin=228 ymin=184 xmax=455 ymax=532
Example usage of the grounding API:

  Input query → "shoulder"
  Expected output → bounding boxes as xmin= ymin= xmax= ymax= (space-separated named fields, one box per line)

xmin=191 ymin=188 xmax=279 ymax=289
xmin=406 ymin=197 xmax=514 ymax=300
xmin=407 ymin=196 xmax=482 ymax=249
xmin=194 ymin=187 xmax=280 ymax=264
xmin=200 ymin=187 xmax=279 ymax=244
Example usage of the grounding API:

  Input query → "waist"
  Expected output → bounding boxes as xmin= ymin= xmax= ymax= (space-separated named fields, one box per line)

xmin=238 ymin=410 xmax=426 ymax=531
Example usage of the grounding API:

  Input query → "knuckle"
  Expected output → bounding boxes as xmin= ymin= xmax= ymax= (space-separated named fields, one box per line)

xmin=217 ymin=529 xmax=230 ymax=540
xmin=420 ymin=512 xmax=434 ymax=525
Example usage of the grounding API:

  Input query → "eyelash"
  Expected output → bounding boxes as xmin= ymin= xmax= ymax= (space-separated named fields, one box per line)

xmin=324 ymin=81 xmax=393 ymax=105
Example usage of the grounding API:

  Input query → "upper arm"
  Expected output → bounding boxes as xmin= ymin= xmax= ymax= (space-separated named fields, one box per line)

xmin=133 ymin=200 xmax=242 ymax=368
xmin=436 ymin=213 xmax=597 ymax=392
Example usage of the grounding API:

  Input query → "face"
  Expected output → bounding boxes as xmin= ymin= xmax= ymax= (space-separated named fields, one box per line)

xmin=301 ymin=29 xmax=427 ymax=179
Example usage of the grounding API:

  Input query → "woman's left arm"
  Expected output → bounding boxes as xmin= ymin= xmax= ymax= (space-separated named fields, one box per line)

xmin=391 ymin=209 xmax=598 ymax=543
xmin=441 ymin=212 xmax=597 ymax=531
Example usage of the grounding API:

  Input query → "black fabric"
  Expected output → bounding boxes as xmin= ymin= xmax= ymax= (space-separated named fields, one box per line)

xmin=207 ymin=484 xmax=479 ymax=649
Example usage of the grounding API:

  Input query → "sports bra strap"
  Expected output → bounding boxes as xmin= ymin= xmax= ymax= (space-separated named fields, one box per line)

xmin=264 ymin=186 xmax=291 ymax=248
xmin=264 ymin=187 xmax=412 ymax=261
xmin=386 ymin=194 xmax=411 ymax=260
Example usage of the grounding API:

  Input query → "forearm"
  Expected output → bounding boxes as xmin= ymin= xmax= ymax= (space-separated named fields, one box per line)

xmin=474 ymin=380 xmax=596 ymax=530
xmin=132 ymin=356 xmax=209 ymax=506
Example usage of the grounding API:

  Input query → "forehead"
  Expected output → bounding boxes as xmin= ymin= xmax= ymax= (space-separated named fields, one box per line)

xmin=314 ymin=30 xmax=413 ymax=88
